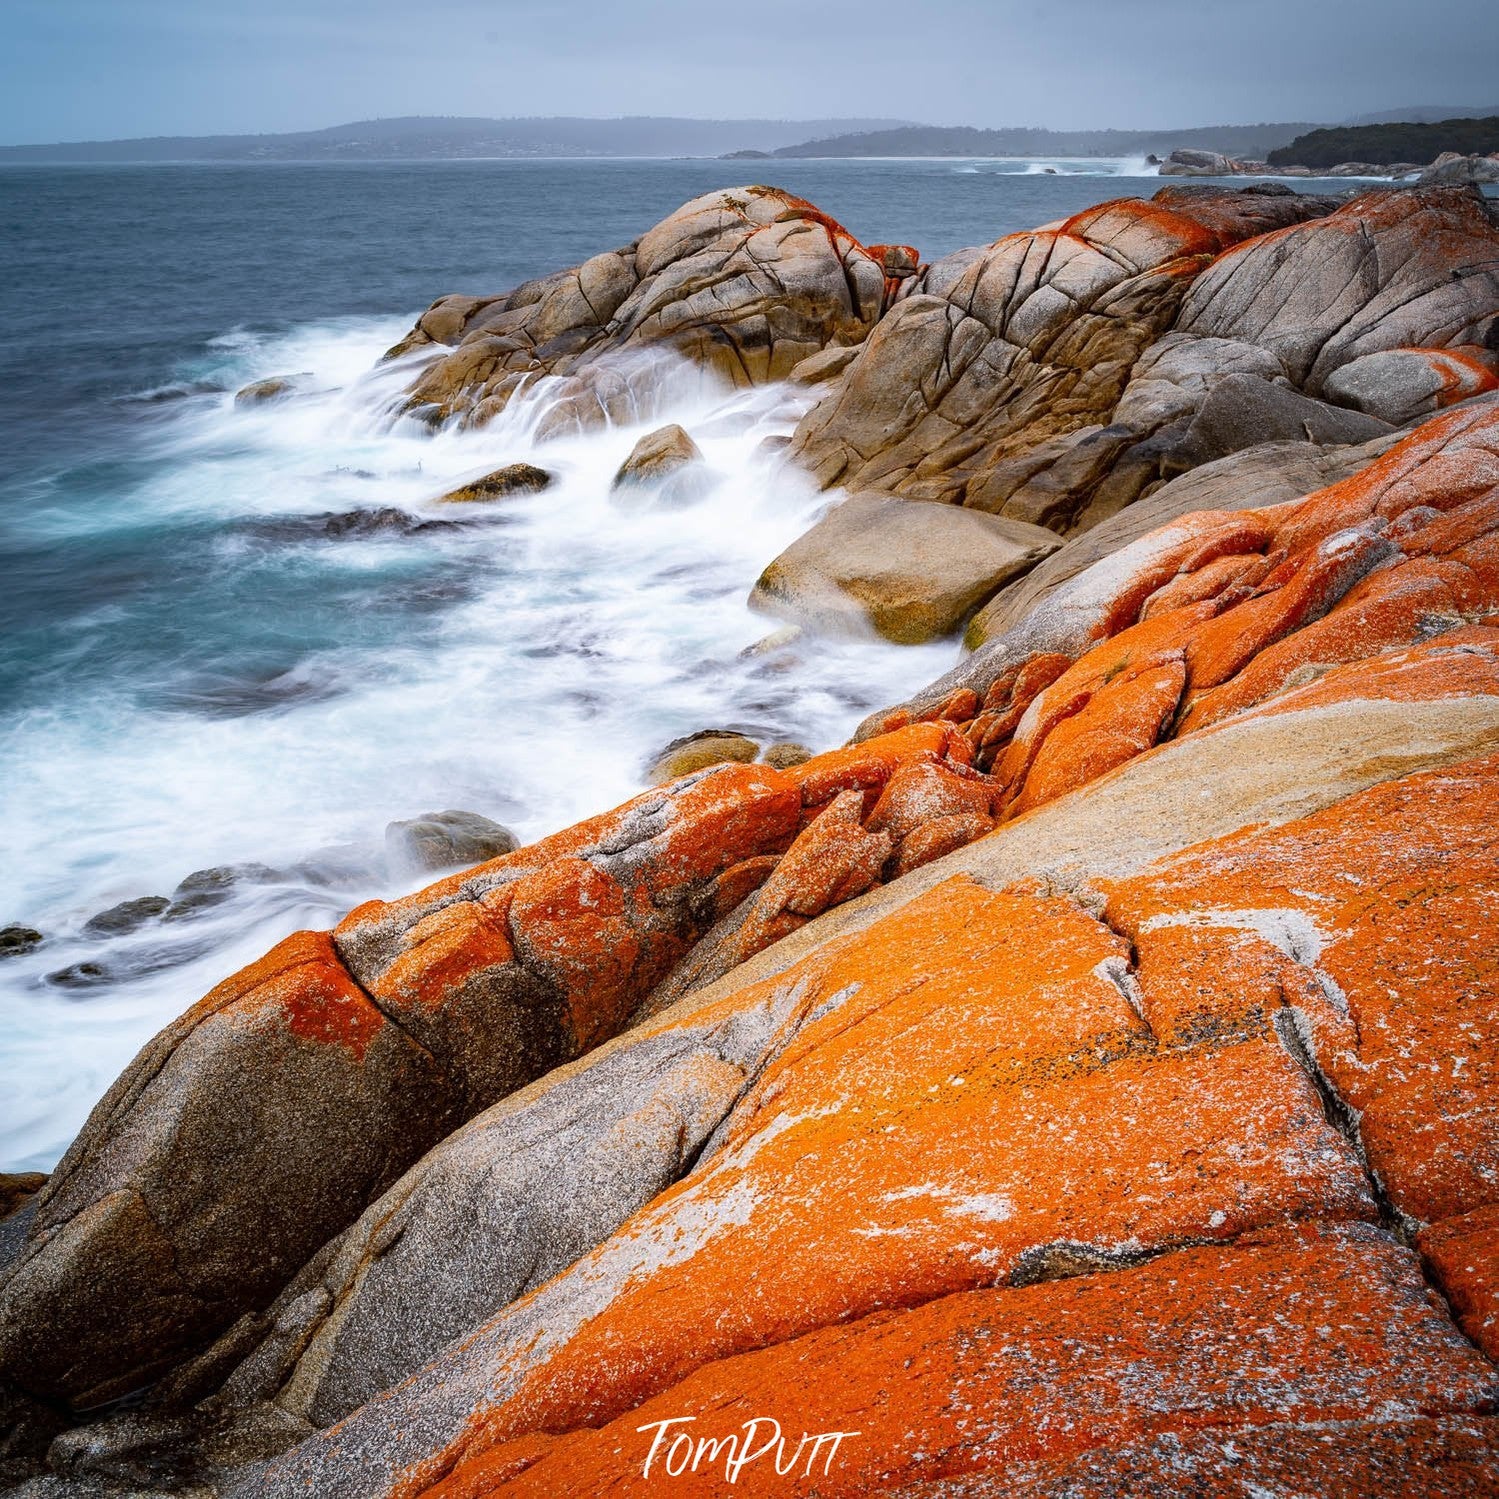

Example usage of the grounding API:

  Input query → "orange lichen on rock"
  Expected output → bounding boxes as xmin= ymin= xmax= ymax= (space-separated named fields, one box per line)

xmin=1103 ymin=750 xmax=1499 ymax=1226
xmin=1421 ymin=1204 xmax=1499 ymax=1361
xmin=384 ymin=873 xmax=1375 ymax=1491
xmin=877 ymin=400 xmax=1499 ymax=809
xmin=210 ymin=929 xmax=388 ymax=1061
xmin=789 ymin=721 xmax=969 ymax=806
xmin=430 ymin=1224 xmax=1495 ymax=1499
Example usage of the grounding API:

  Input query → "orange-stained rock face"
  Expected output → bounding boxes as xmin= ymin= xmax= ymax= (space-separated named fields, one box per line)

xmin=211 ymin=929 xmax=388 ymax=1061
xmin=865 ymin=398 xmax=1499 ymax=822
xmin=237 ymin=737 xmax=1499 ymax=1499
xmin=429 ymin=1224 xmax=1495 ymax=1499
xmin=1103 ymin=751 xmax=1499 ymax=1227
xmin=1421 ymin=1204 xmax=1499 ymax=1362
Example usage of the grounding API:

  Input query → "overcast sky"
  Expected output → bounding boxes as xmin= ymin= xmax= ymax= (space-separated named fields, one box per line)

xmin=3 ymin=0 xmax=1497 ymax=144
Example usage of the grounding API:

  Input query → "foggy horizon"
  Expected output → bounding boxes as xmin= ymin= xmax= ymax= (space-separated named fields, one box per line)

xmin=4 ymin=0 xmax=1497 ymax=147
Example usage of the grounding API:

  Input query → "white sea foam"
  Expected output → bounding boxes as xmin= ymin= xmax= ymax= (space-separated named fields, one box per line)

xmin=0 ymin=318 xmax=953 ymax=1170
xmin=949 ymin=156 xmax=1159 ymax=178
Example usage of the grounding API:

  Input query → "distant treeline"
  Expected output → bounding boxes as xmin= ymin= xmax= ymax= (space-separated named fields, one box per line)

xmin=773 ymin=122 xmax=1316 ymax=160
xmin=1269 ymin=118 xmax=1499 ymax=167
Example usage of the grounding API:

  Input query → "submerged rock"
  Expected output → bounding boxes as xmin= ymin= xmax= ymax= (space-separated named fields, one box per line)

xmin=82 ymin=896 xmax=171 ymax=939
xmin=384 ymin=810 xmax=520 ymax=876
xmin=437 ymin=463 xmax=554 ymax=503
xmin=234 ymin=374 xmax=311 ymax=406
xmin=162 ymin=862 xmax=282 ymax=921
xmin=750 ymin=493 xmax=1061 ymax=643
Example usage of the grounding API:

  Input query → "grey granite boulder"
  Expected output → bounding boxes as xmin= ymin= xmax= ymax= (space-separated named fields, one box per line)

xmin=384 ymin=810 xmax=519 ymax=877
xmin=750 ymin=494 xmax=1061 ymax=643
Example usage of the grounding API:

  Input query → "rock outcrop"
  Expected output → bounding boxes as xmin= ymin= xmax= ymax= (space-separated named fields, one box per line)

xmin=7 ymin=185 xmax=1499 ymax=1498
xmin=785 ymin=186 xmax=1499 ymax=540
xmin=387 ymin=187 xmax=892 ymax=433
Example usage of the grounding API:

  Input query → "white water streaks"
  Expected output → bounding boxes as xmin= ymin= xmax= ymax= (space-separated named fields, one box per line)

xmin=0 ymin=317 xmax=953 ymax=1170
xmin=950 ymin=156 xmax=1160 ymax=177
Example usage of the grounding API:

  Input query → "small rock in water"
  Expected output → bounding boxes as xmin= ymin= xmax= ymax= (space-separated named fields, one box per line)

xmin=234 ymin=373 xmax=312 ymax=407
xmin=162 ymin=863 xmax=284 ymax=921
xmin=738 ymin=625 xmax=804 ymax=659
xmin=438 ymin=464 xmax=553 ymax=503
xmin=386 ymin=811 xmax=520 ymax=877
xmin=646 ymin=730 xmax=761 ymax=785
xmin=0 ymin=925 xmax=44 ymax=959
xmin=611 ymin=424 xmax=709 ymax=505
xmin=82 ymin=896 xmax=171 ymax=939
xmin=760 ymin=741 xmax=814 ymax=770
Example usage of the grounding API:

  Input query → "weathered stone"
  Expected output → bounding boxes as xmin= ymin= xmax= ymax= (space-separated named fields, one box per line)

xmin=785 ymin=190 xmax=1337 ymax=531
xmin=384 ymin=810 xmax=520 ymax=877
xmin=749 ymin=494 xmax=1061 ymax=643
xmin=394 ymin=187 xmax=889 ymax=431
xmin=644 ymin=730 xmax=759 ymax=784
xmin=436 ymin=463 xmax=553 ymax=503
xmin=1178 ymin=187 xmax=1499 ymax=397
xmin=610 ymin=424 xmax=703 ymax=491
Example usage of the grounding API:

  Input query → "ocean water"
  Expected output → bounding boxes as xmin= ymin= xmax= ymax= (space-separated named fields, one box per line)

xmin=0 ymin=156 xmax=1330 ymax=1170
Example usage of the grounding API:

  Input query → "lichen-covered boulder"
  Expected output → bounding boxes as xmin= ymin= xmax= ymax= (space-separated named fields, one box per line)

xmin=863 ymin=393 xmax=1499 ymax=744
xmin=1325 ymin=345 xmax=1499 ymax=425
xmin=238 ymin=731 xmax=1499 ymax=1498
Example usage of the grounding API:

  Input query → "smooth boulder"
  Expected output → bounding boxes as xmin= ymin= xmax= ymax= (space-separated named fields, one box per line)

xmin=611 ymin=424 xmax=702 ymax=488
xmin=750 ymin=494 xmax=1061 ymax=643
xmin=1325 ymin=346 xmax=1499 ymax=425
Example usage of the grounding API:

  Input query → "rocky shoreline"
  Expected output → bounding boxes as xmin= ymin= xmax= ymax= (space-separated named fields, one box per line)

xmin=3 ymin=179 xmax=1499 ymax=1496
xmin=1159 ymin=144 xmax=1499 ymax=183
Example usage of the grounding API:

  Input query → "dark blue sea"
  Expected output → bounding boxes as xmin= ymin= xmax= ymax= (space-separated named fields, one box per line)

xmin=0 ymin=156 xmax=1355 ymax=1168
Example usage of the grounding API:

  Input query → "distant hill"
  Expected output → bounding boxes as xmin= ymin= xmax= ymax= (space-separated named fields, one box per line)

xmin=0 ymin=115 xmax=918 ymax=163
xmin=772 ymin=122 xmax=1319 ymax=160
xmin=1343 ymin=106 xmax=1499 ymax=126
xmin=1270 ymin=117 xmax=1499 ymax=168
